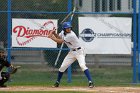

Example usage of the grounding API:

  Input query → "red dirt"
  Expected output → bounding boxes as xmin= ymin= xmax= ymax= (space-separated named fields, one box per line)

xmin=0 ymin=86 xmax=140 ymax=93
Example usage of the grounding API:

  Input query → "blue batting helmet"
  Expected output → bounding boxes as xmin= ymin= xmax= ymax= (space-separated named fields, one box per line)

xmin=62 ymin=22 xmax=72 ymax=29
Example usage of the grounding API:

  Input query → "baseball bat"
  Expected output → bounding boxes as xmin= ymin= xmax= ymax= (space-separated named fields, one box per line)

xmin=54 ymin=5 xmax=76 ymax=67
xmin=60 ymin=7 xmax=76 ymax=25
xmin=54 ymin=42 xmax=64 ymax=66
xmin=28 ymin=11 xmax=75 ymax=67
xmin=28 ymin=1 xmax=77 ymax=67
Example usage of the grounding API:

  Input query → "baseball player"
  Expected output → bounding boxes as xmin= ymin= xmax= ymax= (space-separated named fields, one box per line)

xmin=48 ymin=22 xmax=94 ymax=88
xmin=0 ymin=48 xmax=18 ymax=87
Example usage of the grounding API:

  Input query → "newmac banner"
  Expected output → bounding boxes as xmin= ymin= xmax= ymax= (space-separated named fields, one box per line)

xmin=79 ymin=17 xmax=132 ymax=54
xmin=12 ymin=18 xmax=57 ymax=48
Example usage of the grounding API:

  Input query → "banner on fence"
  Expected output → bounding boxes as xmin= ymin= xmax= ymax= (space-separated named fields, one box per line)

xmin=12 ymin=18 xmax=57 ymax=48
xmin=78 ymin=17 xmax=132 ymax=54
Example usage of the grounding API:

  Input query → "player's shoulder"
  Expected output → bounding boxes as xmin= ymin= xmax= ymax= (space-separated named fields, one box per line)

xmin=60 ymin=30 xmax=64 ymax=34
xmin=69 ymin=30 xmax=75 ymax=35
xmin=59 ymin=31 xmax=64 ymax=35
xmin=67 ymin=31 xmax=74 ymax=36
xmin=71 ymin=31 xmax=77 ymax=36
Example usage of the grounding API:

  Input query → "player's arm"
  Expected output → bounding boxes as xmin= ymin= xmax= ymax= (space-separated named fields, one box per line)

xmin=53 ymin=32 xmax=61 ymax=39
xmin=48 ymin=33 xmax=64 ymax=44
xmin=48 ymin=30 xmax=61 ymax=39
xmin=50 ymin=35 xmax=64 ymax=44
xmin=48 ymin=30 xmax=64 ymax=44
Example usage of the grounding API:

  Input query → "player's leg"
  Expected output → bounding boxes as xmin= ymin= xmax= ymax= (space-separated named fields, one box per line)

xmin=76 ymin=53 xmax=94 ymax=88
xmin=53 ymin=53 xmax=76 ymax=87
xmin=0 ymin=72 xmax=10 ymax=87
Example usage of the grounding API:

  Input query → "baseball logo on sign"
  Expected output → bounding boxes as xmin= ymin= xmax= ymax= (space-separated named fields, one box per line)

xmin=12 ymin=19 xmax=58 ymax=48
xmin=79 ymin=28 xmax=95 ymax=42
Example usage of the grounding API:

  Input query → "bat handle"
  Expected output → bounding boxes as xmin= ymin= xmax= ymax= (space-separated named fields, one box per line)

xmin=54 ymin=43 xmax=64 ymax=66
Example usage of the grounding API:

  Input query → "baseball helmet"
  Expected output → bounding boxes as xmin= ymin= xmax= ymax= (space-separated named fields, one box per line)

xmin=62 ymin=22 xmax=72 ymax=29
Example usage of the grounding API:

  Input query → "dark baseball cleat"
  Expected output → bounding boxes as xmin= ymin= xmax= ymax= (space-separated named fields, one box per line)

xmin=88 ymin=82 xmax=94 ymax=88
xmin=52 ymin=81 xmax=59 ymax=88
xmin=0 ymin=84 xmax=7 ymax=88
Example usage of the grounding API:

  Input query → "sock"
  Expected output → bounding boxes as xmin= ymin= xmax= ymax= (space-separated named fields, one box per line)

xmin=56 ymin=71 xmax=63 ymax=83
xmin=84 ymin=69 xmax=92 ymax=82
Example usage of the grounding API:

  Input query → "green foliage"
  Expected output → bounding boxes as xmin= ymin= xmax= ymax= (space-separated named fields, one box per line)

xmin=11 ymin=0 xmax=68 ymax=12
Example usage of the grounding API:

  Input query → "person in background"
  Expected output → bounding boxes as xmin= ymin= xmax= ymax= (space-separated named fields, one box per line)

xmin=0 ymin=48 xmax=18 ymax=87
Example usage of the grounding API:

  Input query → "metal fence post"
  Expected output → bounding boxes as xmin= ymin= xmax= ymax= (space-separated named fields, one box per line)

xmin=138 ymin=0 xmax=140 ymax=82
xmin=7 ymin=0 xmax=12 ymax=64
xmin=67 ymin=0 xmax=72 ymax=83
xmin=132 ymin=0 xmax=137 ymax=83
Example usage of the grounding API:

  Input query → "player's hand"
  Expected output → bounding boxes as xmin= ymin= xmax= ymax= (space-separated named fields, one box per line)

xmin=52 ymin=28 xmax=57 ymax=34
xmin=8 ymin=65 xmax=21 ymax=74
xmin=48 ymin=31 xmax=54 ymax=38
xmin=48 ymin=29 xmax=56 ymax=38
xmin=48 ymin=33 xmax=56 ymax=40
xmin=48 ymin=35 xmax=57 ymax=41
xmin=51 ymin=29 xmax=56 ymax=34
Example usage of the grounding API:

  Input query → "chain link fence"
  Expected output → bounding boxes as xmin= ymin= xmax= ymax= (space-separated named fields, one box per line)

xmin=0 ymin=0 xmax=136 ymax=86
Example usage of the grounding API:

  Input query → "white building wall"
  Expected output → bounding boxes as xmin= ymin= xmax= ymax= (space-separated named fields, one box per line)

xmin=121 ymin=0 xmax=129 ymax=12
xmin=78 ymin=0 xmax=134 ymax=13
xmin=79 ymin=0 xmax=92 ymax=12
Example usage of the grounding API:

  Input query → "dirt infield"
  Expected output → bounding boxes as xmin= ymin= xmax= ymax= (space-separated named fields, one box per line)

xmin=0 ymin=86 xmax=140 ymax=93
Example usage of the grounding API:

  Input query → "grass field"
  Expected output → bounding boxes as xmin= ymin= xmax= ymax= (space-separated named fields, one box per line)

xmin=1 ymin=64 xmax=140 ymax=93
xmin=7 ymin=64 xmax=134 ymax=86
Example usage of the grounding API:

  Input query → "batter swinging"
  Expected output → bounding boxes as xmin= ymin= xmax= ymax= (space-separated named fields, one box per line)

xmin=48 ymin=22 xmax=94 ymax=88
